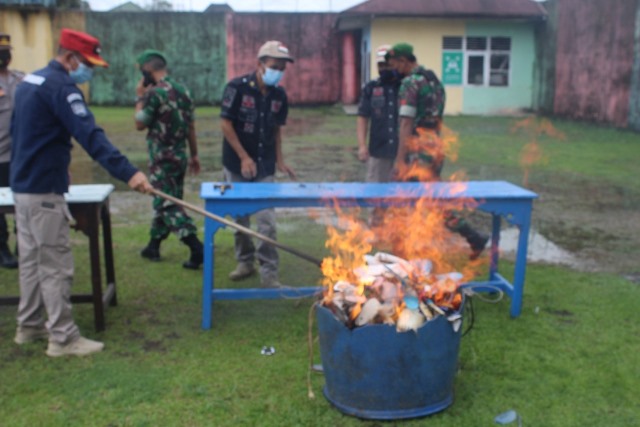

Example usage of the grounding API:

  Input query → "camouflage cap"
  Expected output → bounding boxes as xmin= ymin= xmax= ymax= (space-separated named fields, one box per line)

xmin=136 ymin=49 xmax=167 ymax=67
xmin=385 ymin=42 xmax=414 ymax=60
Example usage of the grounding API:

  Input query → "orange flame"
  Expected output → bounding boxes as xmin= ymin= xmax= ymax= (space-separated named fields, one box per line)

xmin=512 ymin=117 xmax=566 ymax=187
xmin=321 ymin=126 xmax=487 ymax=321
xmin=320 ymin=203 xmax=375 ymax=306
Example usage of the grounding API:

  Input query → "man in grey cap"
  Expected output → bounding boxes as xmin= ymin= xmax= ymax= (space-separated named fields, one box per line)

xmin=219 ymin=40 xmax=296 ymax=288
xmin=0 ymin=32 xmax=23 ymax=268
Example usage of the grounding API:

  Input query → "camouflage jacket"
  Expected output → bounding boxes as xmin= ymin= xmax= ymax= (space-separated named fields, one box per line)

xmin=137 ymin=76 xmax=194 ymax=165
xmin=398 ymin=65 xmax=445 ymax=130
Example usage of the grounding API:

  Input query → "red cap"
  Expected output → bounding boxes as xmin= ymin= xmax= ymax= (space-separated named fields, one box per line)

xmin=59 ymin=28 xmax=108 ymax=68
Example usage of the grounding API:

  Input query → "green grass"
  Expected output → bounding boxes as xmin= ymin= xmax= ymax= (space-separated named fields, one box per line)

xmin=1 ymin=108 xmax=639 ymax=426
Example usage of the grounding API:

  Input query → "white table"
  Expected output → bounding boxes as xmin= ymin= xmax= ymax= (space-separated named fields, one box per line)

xmin=0 ymin=184 xmax=118 ymax=331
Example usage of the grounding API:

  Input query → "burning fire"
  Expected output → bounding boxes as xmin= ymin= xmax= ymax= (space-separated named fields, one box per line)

xmin=321 ymin=126 xmax=485 ymax=331
xmin=512 ymin=117 xmax=566 ymax=187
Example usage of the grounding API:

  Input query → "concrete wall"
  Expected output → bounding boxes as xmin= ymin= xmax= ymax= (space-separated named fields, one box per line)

xmin=554 ymin=0 xmax=636 ymax=127
xmin=628 ymin=1 xmax=640 ymax=131
xmin=463 ymin=22 xmax=537 ymax=115
xmin=226 ymin=13 xmax=341 ymax=105
xmin=533 ymin=0 xmax=557 ymax=114
xmin=85 ymin=12 xmax=227 ymax=105
xmin=370 ymin=18 xmax=538 ymax=115
xmin=0 ymin=9 xmax=54 ymax=73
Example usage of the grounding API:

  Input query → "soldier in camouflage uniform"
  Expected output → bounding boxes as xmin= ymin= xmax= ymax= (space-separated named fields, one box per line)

xmin=134 ymin=49 xmax=204 ymax=269
xmin=387 ymin=43 xmax=488 ymax=260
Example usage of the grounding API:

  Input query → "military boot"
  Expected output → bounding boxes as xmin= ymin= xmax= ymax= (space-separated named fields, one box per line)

xmin=140 ymin=238 xmax=163 ymax=261
xmin=181 ymin=234 xmax=204 ymax=270
xmin=457 ymin=225 xmax=490 ymax=260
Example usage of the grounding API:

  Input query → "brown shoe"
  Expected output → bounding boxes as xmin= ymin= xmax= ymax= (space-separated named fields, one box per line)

xmin=261 ymin=274 xmax=283 ymax=289
xmin=14 ymin=326 xmax=49 ymax=345
xmin=46 ymin=336 xmax=104 ymax=357
xmin=228 ymin=262 xmax=256 ymax=281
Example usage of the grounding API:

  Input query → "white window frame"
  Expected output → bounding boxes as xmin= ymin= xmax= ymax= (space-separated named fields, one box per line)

xmin=448 ymin=36 xmax=511 ymax=88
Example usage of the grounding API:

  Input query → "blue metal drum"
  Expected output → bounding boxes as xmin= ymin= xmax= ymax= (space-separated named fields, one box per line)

xmin=316 ymin=303 xmax=463 ymax=420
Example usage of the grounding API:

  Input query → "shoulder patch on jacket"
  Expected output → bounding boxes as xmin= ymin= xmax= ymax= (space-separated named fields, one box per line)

xmin=23 ymin=74 xmax=45 ymax=86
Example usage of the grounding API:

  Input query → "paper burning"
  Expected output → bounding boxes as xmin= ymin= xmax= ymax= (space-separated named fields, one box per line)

xmin=320 ymin=126 xmax=485 ymax=332
xmin=324 ymin=251 xmax=465 ymax=332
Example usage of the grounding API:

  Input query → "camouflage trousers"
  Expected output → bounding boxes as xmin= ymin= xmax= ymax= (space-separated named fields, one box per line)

xmin=149 ymin=160 xmax=197 ymax=240
xmin=402 ymin=134 xmax=469 ymax=233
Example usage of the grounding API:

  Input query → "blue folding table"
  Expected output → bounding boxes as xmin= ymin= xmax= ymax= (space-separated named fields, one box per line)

xmin=200 ymin=181 xmax=538 ymax=329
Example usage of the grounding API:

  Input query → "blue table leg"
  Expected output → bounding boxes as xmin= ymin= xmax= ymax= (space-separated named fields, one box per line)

xmin=201 ymin=219 xmax=216 ymax=329
xmin=489 ymin=214 xmax=501 ymax=281
xmin=511 ymin=210 xmax=532 ymax=318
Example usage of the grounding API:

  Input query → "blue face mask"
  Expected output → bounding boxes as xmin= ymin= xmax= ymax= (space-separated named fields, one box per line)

xmin=262 ymin=67 xmax=284 ymax=86
xmin=69 ymin=57 xmax=94 ymax=84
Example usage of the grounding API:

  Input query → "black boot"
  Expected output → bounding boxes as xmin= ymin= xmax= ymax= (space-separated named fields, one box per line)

xmin=0 ymin=243 xmax=18 ymax=269
xmin=140 ymin=238 xmax=163 ymax=261
xmin=181 ymin=234 xmax=203 ymax=270
xmin=457 ymin=225 xmax=490 ymax=261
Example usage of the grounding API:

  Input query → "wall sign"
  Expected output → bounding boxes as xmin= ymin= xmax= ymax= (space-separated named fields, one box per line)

xmin=442 ymin=52 xmax=463 ymax=85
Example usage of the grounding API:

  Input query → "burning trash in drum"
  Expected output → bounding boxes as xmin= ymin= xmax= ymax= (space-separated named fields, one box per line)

xmin=324 ymin=251 xmax=464 ymax=333
xmin=318 ymin=178 xmax=483 ymax=334
xmin=313 ymin=175 xmax=487 ymax=419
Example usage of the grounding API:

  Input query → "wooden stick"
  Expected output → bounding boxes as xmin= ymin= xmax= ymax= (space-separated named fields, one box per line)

xmin=150 ymin=188 xmax=323 ymax=268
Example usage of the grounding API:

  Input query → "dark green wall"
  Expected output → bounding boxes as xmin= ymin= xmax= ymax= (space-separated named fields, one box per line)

xmin=86 ymin=12 xmax=226 ymax=105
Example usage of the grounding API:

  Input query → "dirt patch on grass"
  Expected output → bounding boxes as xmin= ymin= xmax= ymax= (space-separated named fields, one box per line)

xmin=529 ymin=177 xmax=640 ymax=276
xmin=80 ymin=109 xmax=640 ymax=281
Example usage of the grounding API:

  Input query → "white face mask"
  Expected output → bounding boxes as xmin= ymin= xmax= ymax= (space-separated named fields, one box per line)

xmin=262 ymin=67 xmax=284 ymax=86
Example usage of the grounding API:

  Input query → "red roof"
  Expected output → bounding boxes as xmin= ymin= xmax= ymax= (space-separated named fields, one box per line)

xmin=342 ymin=0 xmax=547 ymax=19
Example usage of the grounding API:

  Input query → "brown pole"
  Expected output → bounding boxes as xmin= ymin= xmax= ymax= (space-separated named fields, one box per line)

xmin=150 ymin=188 xmax=323 ymax=268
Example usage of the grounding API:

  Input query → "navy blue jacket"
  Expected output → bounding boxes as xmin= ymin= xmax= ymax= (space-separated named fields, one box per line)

xmin=220 ymin=73 xmax=288 ymax=180
xmin=10 ymin=60 xmax=138 ymax=194
xmin=358 ymin=77 xmax=401 ymax=159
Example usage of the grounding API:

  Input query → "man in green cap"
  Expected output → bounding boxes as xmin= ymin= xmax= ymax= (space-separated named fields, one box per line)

xmin=386 ymin=42 xmax=488 ymax=259
xmin=134 ymin=49 xmax=204 ymax=269
xmin=0 ymin=32 xmax=23 ymax=268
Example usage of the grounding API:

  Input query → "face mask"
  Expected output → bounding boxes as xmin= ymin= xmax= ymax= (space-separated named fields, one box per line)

xmin=0 ymin=51 xmax=10 ymax=70
xmin=392 ymin=69 xmax=406 ymax=79
xmin=379 ymin=69 xmax=395 ymax=82
xmin=142 ymin=70 xmax=156 ymax=87
xmin=69 ymin=57 xmax=94 ymax=84
xmin=262 ymin=67 xmax=284 ymax=86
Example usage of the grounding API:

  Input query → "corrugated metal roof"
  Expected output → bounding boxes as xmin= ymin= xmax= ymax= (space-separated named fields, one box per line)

xmin=341 ymin=0 xmax=547 ymax=19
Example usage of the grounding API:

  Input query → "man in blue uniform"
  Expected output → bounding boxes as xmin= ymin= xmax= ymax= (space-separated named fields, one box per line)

xmin=220 ymin=40 xmax=296 ymax=289
xmin=10 ymin=28 xmax=153 ymax=357
xmin=357 ymin=44 xmax=400 ymax=226
xmin=357 ymin=44 xmax=400 ymax=183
